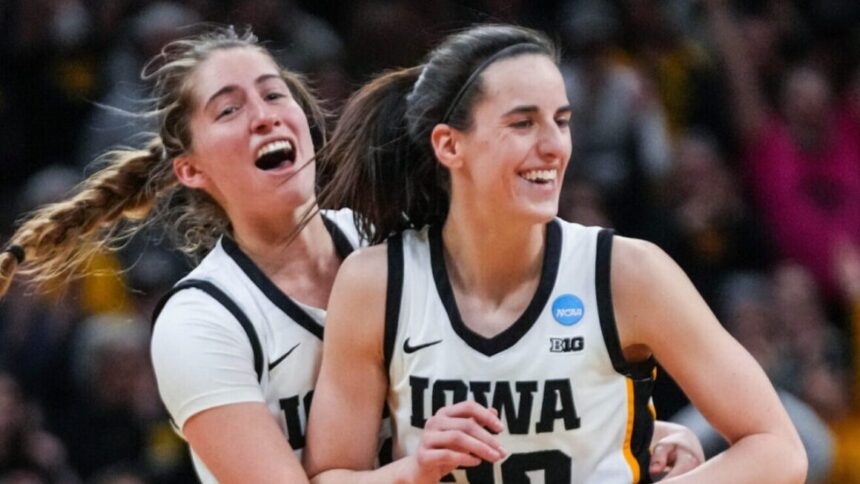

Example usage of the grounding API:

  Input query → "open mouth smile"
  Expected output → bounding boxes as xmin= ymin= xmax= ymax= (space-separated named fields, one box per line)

xmin=255 ymin=139 xmax=296 ymax=171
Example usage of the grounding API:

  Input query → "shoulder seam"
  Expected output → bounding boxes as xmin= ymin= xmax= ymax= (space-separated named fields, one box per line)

xmin=152 ymin=279 xmax=265 ymax=382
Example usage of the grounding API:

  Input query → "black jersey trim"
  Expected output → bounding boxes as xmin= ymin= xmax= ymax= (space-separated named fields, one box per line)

xmin=152 ymin=279 xmax=264 ymax=382
xmin=631 ymin=376 xmax=656 ymax=483
xmin=429 ymin=220 xmax=562 ymax=357
xmin=377 ymin=437 xmax=393 ymax=466
xmin=381 ymin=233 xmax=400 ymax=469
xmin=384 ymin=234 xmax=404 ymax=373
xmin=322 ymin=213 xmax=356 ymax=260
xmin=219 ymin=215 xmax=356 ymax=341
xmin=595 ymin=229 xmax=655 ymax=379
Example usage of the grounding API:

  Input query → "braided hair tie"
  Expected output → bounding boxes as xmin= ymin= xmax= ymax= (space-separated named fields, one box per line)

xmin=3 ymin=244 xmax=25 ymax=264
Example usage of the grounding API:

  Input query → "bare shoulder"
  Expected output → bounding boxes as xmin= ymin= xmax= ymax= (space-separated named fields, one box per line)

xmin=335 ymin=243 xmax=389 ymax=290
xmin=325 ymin=243 xmax=392 ymax=357
xmin=610 ymin=235 xmax=696 ymax=349
xmin=611 ymin=234 xmax=690 ymax=301
xmin=610 ymin=235 xmax=678 ymax=286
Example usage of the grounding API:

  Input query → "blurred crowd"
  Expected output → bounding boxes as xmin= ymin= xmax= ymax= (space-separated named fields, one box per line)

xmin=1 ymin=0 xmax=859 ymax=482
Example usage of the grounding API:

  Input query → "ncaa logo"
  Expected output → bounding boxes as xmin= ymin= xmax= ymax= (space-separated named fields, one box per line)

xmin=552 ymin=294 xmax=585 ymax=326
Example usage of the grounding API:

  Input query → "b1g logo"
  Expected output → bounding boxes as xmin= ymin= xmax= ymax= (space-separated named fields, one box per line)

xmin=551 ymin=294 xmax=585 ymax=326
xmin=550 ymin=336 xmax=585 ymax=353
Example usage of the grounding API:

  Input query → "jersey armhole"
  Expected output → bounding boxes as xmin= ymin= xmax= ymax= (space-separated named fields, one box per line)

xmin=378 ymin=235 xmax=402 ymax=467
xmin=152 ymin=279 xmax=265 ymax=382
xmin=596 ymin=230 xmax=656 ymax=482
xmin=595 ymin=229 xmax=655 ymax=380
xmin=322 ymin=212 xmax=357 ymax=260
xmin=383 ymin=234 xmax=404 ymax=374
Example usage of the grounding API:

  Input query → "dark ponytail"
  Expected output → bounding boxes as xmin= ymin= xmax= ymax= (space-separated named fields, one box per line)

xmin=317 ymin=66 xmax=450 ymax=244
xmin=318 ymin=24 xmax=558 ymax=243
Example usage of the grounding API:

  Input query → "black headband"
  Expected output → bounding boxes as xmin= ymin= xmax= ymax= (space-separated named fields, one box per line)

xmin=440 ymin=42 xmax=540 ymax=124
xmin=4 ymin=244 xmax=24 ymax=264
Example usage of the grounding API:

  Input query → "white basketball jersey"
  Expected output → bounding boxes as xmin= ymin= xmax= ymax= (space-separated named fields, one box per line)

xmin=384 ymin=220 xmax=655 ymax=483
xmin=152 ymin=209 xmax=362 ymax=483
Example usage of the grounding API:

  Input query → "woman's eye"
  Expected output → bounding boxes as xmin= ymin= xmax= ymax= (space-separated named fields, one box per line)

xmin=511 ymin=119 xmax=533 ymax=128
xmin=265 ymin=92 xmax=287 ymax=101
xmin=216 ymin=106 xmax=238 ymax=119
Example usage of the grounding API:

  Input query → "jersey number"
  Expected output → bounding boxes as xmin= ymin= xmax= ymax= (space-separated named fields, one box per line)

xmin=442 ymin=449 xmax=571 ymax=483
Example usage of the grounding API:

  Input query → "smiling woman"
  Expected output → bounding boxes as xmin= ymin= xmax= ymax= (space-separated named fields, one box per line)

xmin=0 ymin=27 xmax=351 ymax=484
xmin=304 ymin=23 xmax=806 ymax=483
xmin=169 ymin=46 xmax=320 ymax=241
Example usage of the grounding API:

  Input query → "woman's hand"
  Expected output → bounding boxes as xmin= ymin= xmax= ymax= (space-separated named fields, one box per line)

xmin=409 ymin=401 xmax=506 ymax=483
xmin=649 ymin=422 xmax=705 ymax=480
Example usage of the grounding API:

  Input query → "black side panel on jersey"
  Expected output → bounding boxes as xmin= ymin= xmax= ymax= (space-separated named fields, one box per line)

xmin=322 ymin=214 xmax=356 ymax=260
xmin=632 ymin=376 xmax=656 ymax=483
xmin=595 ymin=229 xmax=656 ymax=481
xmin=384 ymin=234 xmax=404 ymax=373
xmin=595 ymin=229 xmax=655 ymax=379
xmin=221 ymin=236 xmax=324 ymax=340
xmin=152 ymin=279 xmax=264 ymax=382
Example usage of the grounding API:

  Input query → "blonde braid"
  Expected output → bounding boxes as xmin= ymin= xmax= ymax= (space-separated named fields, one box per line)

xmin=0 ymin=137 xmax=174 ymax=297
xmin=1 ymin=26 xmax=330 ymax=297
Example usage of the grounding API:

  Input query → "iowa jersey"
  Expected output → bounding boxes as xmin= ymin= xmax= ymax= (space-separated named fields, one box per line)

xmin=151 ymin=210 xmax=360 ymax=483
xmin=384 ymin=220 xmax=655 ymax=483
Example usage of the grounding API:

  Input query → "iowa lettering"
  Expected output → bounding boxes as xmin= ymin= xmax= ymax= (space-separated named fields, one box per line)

xmin=280 ymin=391 xmax=313 ymax=449
xmin=409 ymin=377 xmax=581 ymax=434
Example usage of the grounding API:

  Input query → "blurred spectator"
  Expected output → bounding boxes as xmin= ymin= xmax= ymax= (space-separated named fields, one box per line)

xmin=615 ymin=0 xmax=734 ymax=150
xmin=704 ymin=0 xmax=860 ymax=298
xmin=1 ymin=0 xmax=105 ymax=193
xmin=77 ymin=1 xmax=201 ymax=167
xmin=820 ymin=241 xmax=860 ymax=482
xmin=559 ymin=0 xmax=672 ymax=237
xmin=61 ymin=314 xmax=161 ymax=479
xmin=657 ymin=130 xmax=773 ymax=306
xmin=772 ymin=263 xmax=852 ymax=417
xmin=0 ymin=370 xmax=79 ymax=484
xmin=230 ymin=0 xmax=350 ymax=104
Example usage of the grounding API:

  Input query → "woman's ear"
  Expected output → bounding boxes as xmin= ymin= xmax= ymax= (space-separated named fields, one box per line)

xmin=173 ymin=154 xmax=208 ymax=189
xmin=431 ymin=124 xmax=464 ymax=170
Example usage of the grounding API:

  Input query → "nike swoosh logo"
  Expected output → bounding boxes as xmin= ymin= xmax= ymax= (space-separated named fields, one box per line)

xmin=268 ymin=343 xmax=300 ymax=371
xmin=403 ymin=337 xmax=442 ymax=354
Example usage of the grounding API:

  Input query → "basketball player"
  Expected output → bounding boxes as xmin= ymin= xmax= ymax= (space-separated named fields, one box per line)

xmin=0 ymin=27 xmax=703 ymax=483
xmin=0 ymin=27 xmax=328 ymax=482
xmin=304 ymin=24 xmax=807 ymax=482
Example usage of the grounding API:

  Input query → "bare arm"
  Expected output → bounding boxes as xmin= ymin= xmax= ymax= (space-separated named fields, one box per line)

xmin=303 ymin=246 xmax=394 ymax=481
xmin=183 ymin=403 xmax=308 ymax=483
xmin=304 ymin=246 xmax=504 ymax=483
xmin=613 ymin=236 xmax=806 ymax=483
xmin=151 ymin=293 xmax=309 ymax=483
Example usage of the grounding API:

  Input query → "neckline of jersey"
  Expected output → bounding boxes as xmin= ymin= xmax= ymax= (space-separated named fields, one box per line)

xmin=428 ymin=219 xmax=562 ymax=356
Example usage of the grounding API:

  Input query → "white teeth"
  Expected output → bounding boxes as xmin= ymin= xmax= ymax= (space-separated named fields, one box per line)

xmin=256 ymin=140 xmax=294 ymax=160
xmin=521 ymin=169 xmax=557 ymax=182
